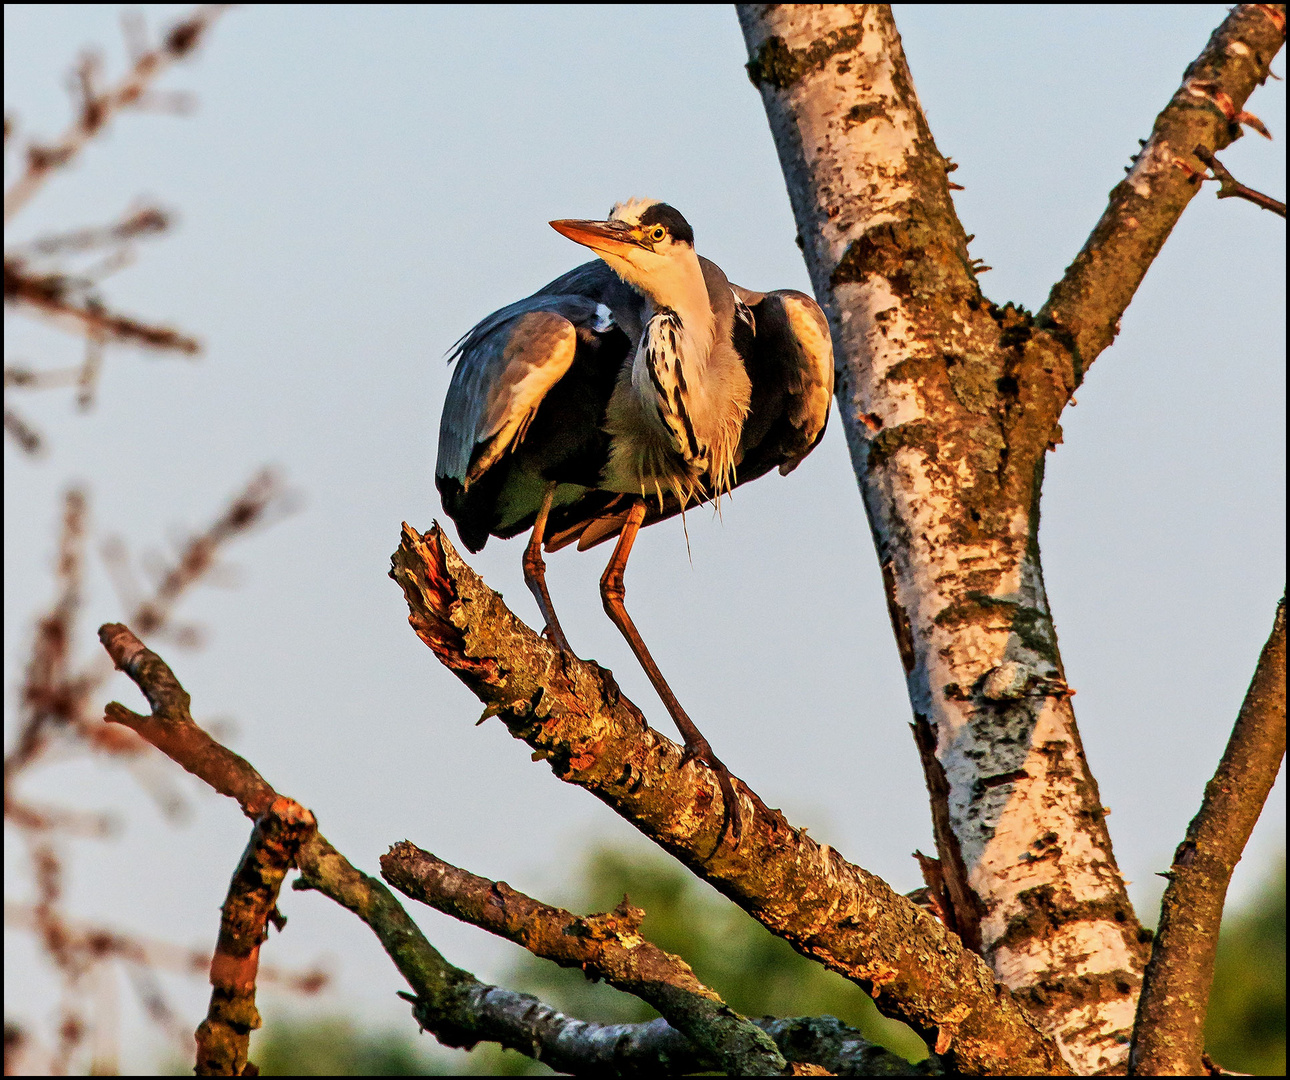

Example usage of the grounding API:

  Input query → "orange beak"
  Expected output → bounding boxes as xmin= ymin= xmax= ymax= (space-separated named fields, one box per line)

xmin=549 ymin=218 xmax=644 ymax=255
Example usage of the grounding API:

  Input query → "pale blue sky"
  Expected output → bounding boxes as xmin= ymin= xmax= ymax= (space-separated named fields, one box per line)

xmin=5 ymin=5 xmax=1284 ymax=1071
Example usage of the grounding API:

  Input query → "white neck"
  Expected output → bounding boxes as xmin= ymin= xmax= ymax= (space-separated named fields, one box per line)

xmin=601 ymin=246 xmax=715 ymax=352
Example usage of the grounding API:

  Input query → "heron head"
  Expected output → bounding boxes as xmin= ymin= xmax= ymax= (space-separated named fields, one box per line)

xmin=550 ymin=199 xmax=701 ymax=310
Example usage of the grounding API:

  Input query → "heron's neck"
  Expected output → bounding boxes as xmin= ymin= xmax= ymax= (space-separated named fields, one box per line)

xmin=618 ymin=250 xmax=715 ymax=352
xmin=625 ymin=261 xmax=749 ymax=496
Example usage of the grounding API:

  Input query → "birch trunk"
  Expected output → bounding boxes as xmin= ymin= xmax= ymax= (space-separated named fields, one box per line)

xmin=738 ymin=6 xmax=1148 ymax=1072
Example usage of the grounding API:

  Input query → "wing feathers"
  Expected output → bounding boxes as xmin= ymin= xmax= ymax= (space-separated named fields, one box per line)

xmin=468 ymin=312 xmax=578 ymax=482
xmin=773 ymin=292 xmax=834 ymax=473
xmin=438 ymin=307 xmax=582 ymax=488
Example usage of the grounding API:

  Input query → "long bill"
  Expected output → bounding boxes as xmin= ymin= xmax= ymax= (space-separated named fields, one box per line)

xmin=549 ymin=218 xmax=646 ymax=256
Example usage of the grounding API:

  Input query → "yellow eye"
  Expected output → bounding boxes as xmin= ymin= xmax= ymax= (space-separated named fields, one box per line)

xmin=649 ymin=226 xmax=666 ymax=243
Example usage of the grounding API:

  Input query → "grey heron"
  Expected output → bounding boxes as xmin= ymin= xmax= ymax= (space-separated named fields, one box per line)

xmin=436 ymin=198 xmax=833 ymax=845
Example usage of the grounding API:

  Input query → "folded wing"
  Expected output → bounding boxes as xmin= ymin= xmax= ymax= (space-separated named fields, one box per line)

xmin=435 ymin=262 xmax=637 ymax=552
xmin=733 ymin=286 xmax=834 ymax=481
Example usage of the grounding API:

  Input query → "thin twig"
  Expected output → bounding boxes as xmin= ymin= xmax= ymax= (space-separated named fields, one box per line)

xmin=3 ymin=6 xmax=227 ymax=222
xmin=5 ymin=364 xmax=82 ymax=389
xmin=124 ymin=468 xmax=297 ymax=637
xmin=1129 ymin=595 xmax=1287 ymax=1075
xmin=2 ymin=405 xmax=44 ymax=453
xmin=1193 ymin=145 xmax=1287 ymax=216
xmin=6 ymin=490 xmax=91 ymax=783
xmin=16 ymin=205 xmax=172 ymax=257
xmin=4 ymin=257 xmax=201 ymax=355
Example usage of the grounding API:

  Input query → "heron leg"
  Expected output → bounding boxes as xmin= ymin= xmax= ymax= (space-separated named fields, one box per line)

xmin=599 ymin=498 xmax=742 ymax=846
xmin=523 ymin=481 xmax=573 ymax=654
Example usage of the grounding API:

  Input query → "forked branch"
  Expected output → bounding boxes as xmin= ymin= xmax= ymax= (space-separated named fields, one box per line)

xmin=382 ymin=842 xmax=787 ymax=1076
xmin=390 ymin=523 xmax=1071 ymax=1075
xmin=97 ymin=623 xmax=927 ymax=1075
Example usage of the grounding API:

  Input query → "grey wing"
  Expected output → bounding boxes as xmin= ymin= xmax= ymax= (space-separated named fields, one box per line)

xmin=438 ymin=300 xmax=586 ymax=489
xmin=734 ymin=287 xmax=835 ymax=480
xmin=447 ymin=260 xmax=642 ymax=367
xmin=439 ymin=262 xmax=646 ymax=489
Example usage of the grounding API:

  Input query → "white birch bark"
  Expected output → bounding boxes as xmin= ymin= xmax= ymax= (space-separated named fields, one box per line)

xmin=737 ymin=6 xmax=1147 ymax=1072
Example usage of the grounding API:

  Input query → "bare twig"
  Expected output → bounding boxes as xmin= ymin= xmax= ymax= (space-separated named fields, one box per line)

xmin=122 ymin=468 xmax=297 ymax=638
xmin=5 ymin=473 xmax=293 ymax=795
xmin=1129 ymin=596 xmax=1287 ymax=1076
xmin=195 ymin=796 xmax=316 ymax=1076
xmin=3 ymin=405 xmax=45 ymax=453
xmin=6 ymin=489 xmax=92 ymax=784
xmin=4 ymin=256 xmax=202 ymax=355
xmin=5 ymin=364 xmax=81 ymax=389
xmin=3 ymin=6 xmax=227 ymax=222
xmin=1192 ymin=145 xmax=1287 ymax=216
xmin=382 ymin=842 xmax=788 ymax=1076
xmin=389 ymin=524 xmax=1071 ymax=1076
xmin=75 ymin=332 xmax=105 ymax=410
xmin=16 ymin=205 xmax=172 ymax=258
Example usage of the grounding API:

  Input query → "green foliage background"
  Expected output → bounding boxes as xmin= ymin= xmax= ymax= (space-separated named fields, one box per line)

xmin=241 ymin=846 xmax=1284 ymax=1075
xmin=1204 ymin=856 xmax=1286 ymax=1076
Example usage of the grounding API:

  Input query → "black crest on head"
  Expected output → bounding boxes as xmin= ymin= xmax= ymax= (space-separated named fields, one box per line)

xmin=638 ymin=203 xmax=694 ymax=246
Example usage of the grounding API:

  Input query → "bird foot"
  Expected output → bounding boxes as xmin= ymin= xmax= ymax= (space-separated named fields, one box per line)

xmin=541 ymin=622 xmax=574 ymax=655
xmin=679 ymin=738 xmax=743 ymax=852
xmin=540 ymin=627 xmax=585 ymax=689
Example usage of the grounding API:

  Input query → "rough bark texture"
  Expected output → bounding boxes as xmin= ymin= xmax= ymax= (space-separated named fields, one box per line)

xmin=196 ymin=797 xmax=316 ymax=1076
xmin=97 ymin=622 xmax=931 ymax=1075
xmin=737 ymin=5 xmax=1283 ymax=1072
xmin=382 ymin=842 xmax=788 ymax=1076
xmin=1129 ymin=597 xmax=1287 ymax=1076
xmin=391 ymin=523 xmax=1072 ymax=1075
xmin=1037 ymin=3 xmax=1287 ymax=379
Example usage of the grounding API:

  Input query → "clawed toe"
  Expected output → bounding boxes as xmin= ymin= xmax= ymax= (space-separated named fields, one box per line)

xmin=679 ymin=740 xmax=743 ymax=851
xmin=594 ymin=663 xmax=621 ymax=704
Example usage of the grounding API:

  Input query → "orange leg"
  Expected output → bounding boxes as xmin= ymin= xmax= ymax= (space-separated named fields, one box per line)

xmin=523 ymin=481 xmax=572 ymax=654
xmin=599 ymin=498 xmax=742 ymax=846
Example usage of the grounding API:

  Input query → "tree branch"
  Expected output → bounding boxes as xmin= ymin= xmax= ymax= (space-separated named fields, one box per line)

xmin=98 ymin=621 xmax=933 ymax=1075
xmin=1129 ymin=595 xmax=1287 ymax=1076
xmin=1193 ymin=145 xmax=1287 ymax=217
xmin=382 ymin=841 xmax=787 ymax=1076
xmin=3 ymin=257 xmax=201 ymax=355
xmin=389 ymin=523 xmax=1071 ymax=1076
xmin=195 ymin=796 xmax=316 ymax=1076
xmin=1038 ymin=3 xmax=1285 ymax=384
xmin=3 ymin=6 xmax=227 ymax=222
xmin=99 ymin=623 xmax=277 ymax=818
xmin=736 ymin=6 xmax=1152 ymax=1068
